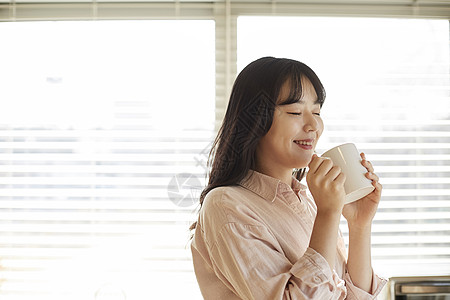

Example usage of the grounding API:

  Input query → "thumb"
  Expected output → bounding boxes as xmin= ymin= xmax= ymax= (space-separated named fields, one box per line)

xmin=309 ymin=154 xmax=318 ymax=166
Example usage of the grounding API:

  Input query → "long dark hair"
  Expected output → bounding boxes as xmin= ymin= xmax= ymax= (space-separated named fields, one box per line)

xmin=190 ymin=57 xmax=325 ymax=230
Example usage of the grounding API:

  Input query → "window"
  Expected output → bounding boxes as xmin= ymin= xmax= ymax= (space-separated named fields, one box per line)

xmin=1 ymin=11 xmax=449 ymax=300
xmin=0 ymin=20 xmax=212 ymax=299
xmin=238 ymin=16 xmax=450 ymax=277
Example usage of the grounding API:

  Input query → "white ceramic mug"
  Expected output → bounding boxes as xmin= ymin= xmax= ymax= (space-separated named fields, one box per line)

xmin=321 ymin=143 xmax=375 ymax=204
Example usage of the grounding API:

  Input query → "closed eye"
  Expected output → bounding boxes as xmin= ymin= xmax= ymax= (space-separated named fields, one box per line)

xmin=287 ymin=112 xmax=302 ymax=116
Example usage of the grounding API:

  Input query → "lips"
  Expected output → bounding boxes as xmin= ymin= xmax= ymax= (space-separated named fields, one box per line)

xmin=294 ymin=140 xmax=313 ymax=146
xmin=293 ymin=139 xmax=314 ymax=150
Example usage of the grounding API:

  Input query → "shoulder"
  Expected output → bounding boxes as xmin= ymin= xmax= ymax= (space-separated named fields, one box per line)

xmin=199 ymin=185 xmax=266 ymax=230
xmin=196 ymin=185 xmax=272 ymax=247
xmin=201 ymin=185 xmax=254 ymax=219
xmin=203 ymin=185 xmax=248 ymax=208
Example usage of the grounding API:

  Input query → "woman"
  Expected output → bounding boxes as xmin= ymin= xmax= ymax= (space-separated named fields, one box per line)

xmin=190 ymin=57 xmax=387 ymax=299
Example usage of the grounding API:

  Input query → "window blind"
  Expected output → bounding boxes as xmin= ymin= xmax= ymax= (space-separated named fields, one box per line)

xmin=238 ymin=16 xmax=450 ymax=277
xmin=1 ymin=0 xmax=450 ymax=22
xmin=0 ymin=20 xmax=213 ymax=299
xmin=1 ymin=12 xmax=449 ymax=300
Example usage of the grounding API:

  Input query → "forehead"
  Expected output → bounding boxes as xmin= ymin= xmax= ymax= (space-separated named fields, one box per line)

xmin=277 ymin=77 xmax=319 ymax=105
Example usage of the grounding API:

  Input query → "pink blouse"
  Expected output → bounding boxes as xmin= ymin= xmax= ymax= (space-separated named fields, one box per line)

xmin=191 ymin=170 xmax=387 ymax=299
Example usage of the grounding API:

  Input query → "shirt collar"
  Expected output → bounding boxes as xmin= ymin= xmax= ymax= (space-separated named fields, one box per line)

xmin=239 ymin=170 xmax=307 ymax=202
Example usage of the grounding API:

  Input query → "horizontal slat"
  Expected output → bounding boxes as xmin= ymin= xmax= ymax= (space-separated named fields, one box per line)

xmin=377 ymin=166 xmax=450 ymax=172
xmin=319 ymin=143 xmax=450 ymax=150
xmin=0 ymin=260 xmax=195 ymax=279
xmin=0 ymin=189 xmax=199 ymax=197
xmin=1 ymin=0 xmax=448 ymax=5
xmin=325 ymin=120 xmax=450 ymax=126
xmin=0 ymin=153 xmax=204 ymax=161
xmin=0 ymin=274 xmax=196 ymax=293
xmin=1 ymin=2 xmax=450 ymax=20
xmin=0 ymin=177 xmax=199 ymax=185
xmin=373 ymin=262 xmax=450 ymax=277
xmin=0 ymin=165 xmax=206 ymax=173
xmin=325 ymin=131 xmax=450 ymax=137
xmin=341 ymin=223 xmax=450 ymax=233
xmin=2 ymin=153 xmax=450 ymax=162
xmin=1 ymin=0 xmax=424 ymax=4
xmin=2 ymin=142 xmax=450 ymax=150
xmin=0 ymin=251 xmax=190 ymax=266
xmin=374 ymin=212 xmax=450 ymax=220
xmin=0 ymin=199 xmax=199 ymax=210
xmin=2 ymin=164 xmax=450 ymax=173
xmin=379 ymin=200 xmax=450 ymax=209
xmin=2 ymin=174 xmax=449 ymax=185
xmin=0 ymin=141 xmax=209 ymax=149
xmin=0 ymin=120 xmax=436 ymax=130
xmin=0 ymin=223 xmax=194 ymax=234
xmin=0 ymin=130 xmax=213 ymax=138
xmin=380 ymin=178 xmax=450 ymax=184
xmin=0 ymin=234 xmax=189 ymax=246
xmin=372 ymin=247 xmax=450 ymax=256
xmin=0 ymin=198 xmax=447 ymax=216
xmin=371 ymin=235 xmax=450 ymax=245
xmin=2 ymin=187 xmax=448 ymax=198
xmin=379 ymin=189 xmax=450 ymax=196
xmin=0 ymin=211 xmax=195 ymax=221
xmin=0 ymin=129 xmax=448 ymax=138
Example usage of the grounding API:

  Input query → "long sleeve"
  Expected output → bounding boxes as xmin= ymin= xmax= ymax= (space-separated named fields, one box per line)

xmin=199 ymin=221 xmax=347 ymax=300
xmin=191 ymin=171 xmax=387 ymax=300
xmin=334 ymin=229 xmax=387 ymax=299
xmin=344 ymin=269 xmax=387 ymax=300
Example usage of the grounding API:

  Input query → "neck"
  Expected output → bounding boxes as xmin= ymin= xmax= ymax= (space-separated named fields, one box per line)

xmin=254 ymin=165 xmax=293 ymax=186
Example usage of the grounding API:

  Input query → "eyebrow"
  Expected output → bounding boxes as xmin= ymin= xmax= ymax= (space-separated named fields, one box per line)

xmin=287 ymin=99 xmax=321 ymax=105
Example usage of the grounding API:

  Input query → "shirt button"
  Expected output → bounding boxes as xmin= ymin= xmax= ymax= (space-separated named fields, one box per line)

xmin=313 ymin=276 xmax=321 ymax=283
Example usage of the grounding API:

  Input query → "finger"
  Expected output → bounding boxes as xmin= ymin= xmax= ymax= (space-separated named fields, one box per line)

xmin=308 ymin=156 xmax=330 ymax=175
xmin=365 ymin=171 xmax=379 ymax=182
xmin=363 ymin=160 xmax=374 ymax=170
xmin=374 ymin=181 xmax=382 ymax=191
xmin=372 ymin=181 xmax=383 ymax=198
xmin=367 ymin=176 xmax=382 ymax=191
xmin=361 ymin=156 xmax=375 ymax=173
xmin=326 ymin=165 xmax=343 ymax=181
xmin=307 ymin=154 xmax=321 ymax=172
xmin=334 ymin=172 xmax=346 ymax=185
xmin=314 ymin=158 xmax=334 ymax=177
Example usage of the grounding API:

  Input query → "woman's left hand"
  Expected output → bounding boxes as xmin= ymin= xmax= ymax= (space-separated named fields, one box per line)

xmin=342 ymin=152 xmax=382 ymax=228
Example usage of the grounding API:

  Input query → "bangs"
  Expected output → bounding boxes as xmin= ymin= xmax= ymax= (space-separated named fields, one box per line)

xmin=277 ymin=64 xmax=326 ymax=107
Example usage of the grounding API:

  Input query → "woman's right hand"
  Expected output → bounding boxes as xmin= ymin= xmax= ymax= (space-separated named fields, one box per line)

xmin=306 ymin=154 xmax=346 ymax=214
xmin=306 ymin=154 xmax=347 ymax=269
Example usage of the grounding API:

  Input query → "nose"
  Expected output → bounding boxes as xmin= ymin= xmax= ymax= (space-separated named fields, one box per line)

xmin=303 ymin=111 xmax=319 ymax=132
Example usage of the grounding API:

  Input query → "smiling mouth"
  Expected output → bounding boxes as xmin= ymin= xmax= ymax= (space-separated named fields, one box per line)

xmin=294 ymin=140 xmax=313 ymax=146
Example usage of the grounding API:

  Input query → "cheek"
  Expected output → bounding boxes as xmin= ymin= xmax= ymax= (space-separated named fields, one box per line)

xmin=257 ymin=127 xmax=278 ymax=154
xmin=317 ymin=118 xmax=324 ymax=137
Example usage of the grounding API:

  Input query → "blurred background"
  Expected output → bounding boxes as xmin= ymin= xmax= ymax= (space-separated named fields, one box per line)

xmin=0 ymin=1 xmax=449 ymax=299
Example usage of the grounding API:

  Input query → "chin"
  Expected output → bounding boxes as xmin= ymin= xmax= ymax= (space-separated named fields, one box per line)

xmin=293 ymin=161 xmax=309 ymax=169
xmin=294 ymin=156 xmax=313 ymax=168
